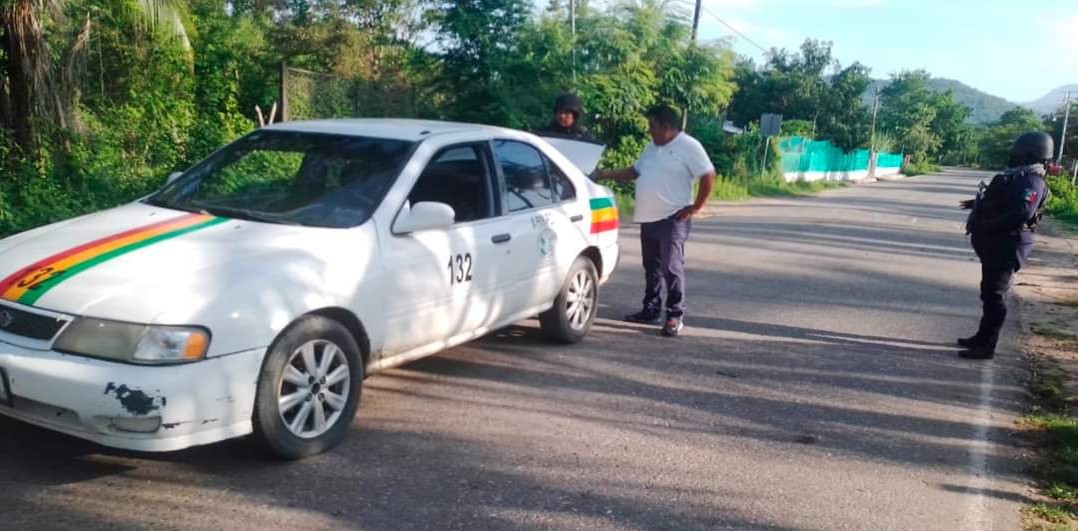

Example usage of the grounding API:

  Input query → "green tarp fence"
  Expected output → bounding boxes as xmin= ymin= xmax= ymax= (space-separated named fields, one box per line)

xmin=779 ymin=136 xmax=903 ymax=174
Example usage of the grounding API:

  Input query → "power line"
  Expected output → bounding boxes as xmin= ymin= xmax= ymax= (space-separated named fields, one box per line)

xmin=698 ymin=5 xmax=769 ymax=54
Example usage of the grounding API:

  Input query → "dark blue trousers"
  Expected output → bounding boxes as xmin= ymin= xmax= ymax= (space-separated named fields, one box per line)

xmin=971 ymin=232 xmax=1033 ymax=348
xmin=640 ymin=215 xmax=692 ymax=318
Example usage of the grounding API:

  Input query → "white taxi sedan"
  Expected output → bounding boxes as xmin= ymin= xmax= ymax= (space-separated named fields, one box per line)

xmin=0 ymin=119 xmax=619 ymax=458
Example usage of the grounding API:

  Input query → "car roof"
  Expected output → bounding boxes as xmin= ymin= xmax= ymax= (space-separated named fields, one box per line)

xmin=263 ymin=118 xmax=517 ymax=142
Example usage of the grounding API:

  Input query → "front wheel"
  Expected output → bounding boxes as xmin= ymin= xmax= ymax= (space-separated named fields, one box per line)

xmin=253 ymin=316 xmax=364 ymax=459
xmin=539 ymin=256 xmax=599 ymax=344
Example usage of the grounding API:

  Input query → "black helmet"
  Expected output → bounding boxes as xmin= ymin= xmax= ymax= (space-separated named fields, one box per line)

xmin=553 ymin=92 xmax=583 ymax=117
xmin=1010 ymin=131 xmax=1054 ymax=165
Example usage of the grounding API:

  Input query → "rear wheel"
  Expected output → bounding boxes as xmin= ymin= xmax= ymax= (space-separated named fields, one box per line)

xmin=540 ymin=256 xmax=599 ymax=344
xmin=253 ymin=316 xmax=363 ymax=459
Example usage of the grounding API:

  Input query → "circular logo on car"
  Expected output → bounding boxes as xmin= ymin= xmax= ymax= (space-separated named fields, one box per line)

xmin=538 ymin=229 xmax=558 ymax=258
xmin=0 ymin=310 xmax=12 ymax=328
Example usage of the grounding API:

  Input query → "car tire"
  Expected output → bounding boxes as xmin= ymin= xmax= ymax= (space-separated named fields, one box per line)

xmin=253 ymin=315 xmax=364 ymax=460
xmin=540 ymin=255 xmax=599 ymax=344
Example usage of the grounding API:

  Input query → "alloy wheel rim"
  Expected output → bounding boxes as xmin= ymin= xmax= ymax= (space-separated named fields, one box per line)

xmin=276 ymin=339 xmax=351 ymax=439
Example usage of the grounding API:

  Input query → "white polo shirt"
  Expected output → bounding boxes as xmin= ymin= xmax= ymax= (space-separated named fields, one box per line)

xmin=631 ymin=132 xmax=715 ymax=223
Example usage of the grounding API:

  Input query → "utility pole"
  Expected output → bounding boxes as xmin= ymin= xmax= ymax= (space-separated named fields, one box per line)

xmin=279 ymin=61 xmax=289 ymax=122
xmin=683 ymin=0 xmax=702 ymax=130
xmin=570 ymin=0 xmax=576 ymax=84
xmin=868 ymin=85 xmax=880 ymax=177
xmin=691 ymin=0 xmax=702 ymax=41
xmin=1058 ymin=91 xmax=1071 ymax=166
xmin=870 ymin=85 xmax=880 ymax=150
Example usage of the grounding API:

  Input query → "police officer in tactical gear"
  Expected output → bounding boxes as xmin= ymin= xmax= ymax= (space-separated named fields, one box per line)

xmin=538 ymin=92 xmax=596 ymax=142
xmin=957 ymin=131 xmax=1053 ymax=359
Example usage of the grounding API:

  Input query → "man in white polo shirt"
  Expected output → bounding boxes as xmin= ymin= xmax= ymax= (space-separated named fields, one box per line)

xmin=598 ymin=105 xmax=715 ymax=336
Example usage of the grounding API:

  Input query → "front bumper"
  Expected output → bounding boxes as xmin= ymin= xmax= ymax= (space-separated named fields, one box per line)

xmin=0 ymin=342 xmax=264 ymax=452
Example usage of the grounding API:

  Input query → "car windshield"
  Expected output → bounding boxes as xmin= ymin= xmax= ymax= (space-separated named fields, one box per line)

xmin=146 ymin=130 xmax=415 ymax=228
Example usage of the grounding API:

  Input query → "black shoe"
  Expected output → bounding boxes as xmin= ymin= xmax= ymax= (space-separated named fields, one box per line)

xmin=625 ymin=310 xmax=662 ymax=325
xmin=957 ymin=335 xmax=983 ymax=348
xmin=662 ymin=317 xmax=684 ymax=337
xmin=958 ymin=345 xmax=995 ymax=360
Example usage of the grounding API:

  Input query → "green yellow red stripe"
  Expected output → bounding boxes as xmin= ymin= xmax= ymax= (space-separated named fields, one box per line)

xmin=0 ymin=213 xmax=226 ymax=306
xmin=589 ymin=197 xmax=614 ymax=210
xmin=591 ymin=208 xmax=617 ymax=223
xmin=589 ymin=196 xmax=618 ymax=234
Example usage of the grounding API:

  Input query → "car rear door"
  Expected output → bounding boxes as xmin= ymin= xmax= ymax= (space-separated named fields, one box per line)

xmin=490 ymin=139 xmax=585 ymax=318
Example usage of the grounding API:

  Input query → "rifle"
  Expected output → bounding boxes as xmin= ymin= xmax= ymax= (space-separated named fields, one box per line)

xmin=963 ymin=180 xmax=988 ymax=235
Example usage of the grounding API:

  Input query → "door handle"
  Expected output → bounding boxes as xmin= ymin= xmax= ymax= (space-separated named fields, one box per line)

xmin=491 ymin=233 xmax=511 ymax=244
xmin=570 ymin=214 xmax=584 ymax=222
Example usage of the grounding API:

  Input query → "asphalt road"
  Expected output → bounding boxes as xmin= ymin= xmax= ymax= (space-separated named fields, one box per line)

xmin=0 ymin=169 xmax=1031 ymax=530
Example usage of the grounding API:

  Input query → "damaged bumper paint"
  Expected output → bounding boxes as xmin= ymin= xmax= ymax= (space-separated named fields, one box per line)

xmin=0 ymin=344 xmax=264 ymax=452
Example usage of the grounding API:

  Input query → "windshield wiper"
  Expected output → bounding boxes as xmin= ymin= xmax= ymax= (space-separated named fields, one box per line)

xmin=194 ymin=205 xmax=300 ymax=226
xmin=142 ymin=196 xmax=200 ymax=213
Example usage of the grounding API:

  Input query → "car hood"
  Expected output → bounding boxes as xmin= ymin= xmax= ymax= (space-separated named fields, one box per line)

xmin=0 ymin=203 xmax=352 ymax=323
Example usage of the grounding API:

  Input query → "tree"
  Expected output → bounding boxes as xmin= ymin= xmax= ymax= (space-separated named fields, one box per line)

xmin=876 ymin=69 xmax=973 ymax=165
xmin=725 ymin=38 xmax=872 ymax=151
xmin=431 ymin=0 xmax=531 ymax=125
xmin=1045 ymin=100 xmax=1078 ymax=167
xmin=575 ymin=1 xmax=732 ymax=164
xmin=878 ymin=70 xmax=942 ymax=163
xmin=186 ymin=0 xmax=272 ymax=159
xmin=929 ymin=89 xmax=973 ymax=163
xmin=979 ymin=107 xmax=1044 ymax=168
xmin=816 ymin=62 xmax=871 ymax=151
xmin=0 ymin=0 xmax=60 ymax=150
xmin=725 ymin=57 xmax=761 ymax=127
xmin=0 ymin=0 xmax=193 ymax=153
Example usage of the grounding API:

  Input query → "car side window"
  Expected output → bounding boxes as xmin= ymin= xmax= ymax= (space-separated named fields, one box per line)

xmin=494 ymin=140 xmax=553 ymax=213
xmin=408 ymin=145 xmax=494 ymax=223
xmin=547 ymin=158 xmax=576 ymax=202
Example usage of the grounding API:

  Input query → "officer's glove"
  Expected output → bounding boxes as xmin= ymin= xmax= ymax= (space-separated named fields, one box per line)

xmin=959 ymin=199 xmax=975 ymax=210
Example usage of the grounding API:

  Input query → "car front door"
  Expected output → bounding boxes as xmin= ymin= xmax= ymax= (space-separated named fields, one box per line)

xmin=379 ymin=143 xmax=508 ymax=357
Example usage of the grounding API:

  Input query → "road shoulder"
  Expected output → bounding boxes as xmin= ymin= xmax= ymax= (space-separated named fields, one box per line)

xmin=1013 ymin=219 xmax=1078 ymax=529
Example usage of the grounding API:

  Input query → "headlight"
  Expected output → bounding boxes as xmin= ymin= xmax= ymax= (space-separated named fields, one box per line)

xmin=54 ymin=318 xmax=210 ymax=364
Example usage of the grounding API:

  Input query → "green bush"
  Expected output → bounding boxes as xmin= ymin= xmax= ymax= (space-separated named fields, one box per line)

xmin=708 ymin=177 xmax=750 ymax=201
xmin=1047 ymin=176 xmax=1078 ymax=228
xmin=693 ymin=118 xmax=780 ymax=179
xmin=780 ymin=119 xmax=814 ymax=137
xmin=903 ymin=159 xmax=937 ymax=176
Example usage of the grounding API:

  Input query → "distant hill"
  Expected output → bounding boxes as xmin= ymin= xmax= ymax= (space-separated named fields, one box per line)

xmin=1023 ymin=84 xmax=1078 ymax=116
xmin=860 ymin=78 xmax=1018 ymax=124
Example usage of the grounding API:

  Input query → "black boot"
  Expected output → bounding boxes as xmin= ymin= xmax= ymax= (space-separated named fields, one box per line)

xmin=958 ymin=344 xmax=996 ymax=360
xmin=957 ymin=334 xmax=984 ymax=348
xmin=624 ymin=309 xmax=662 ymax=325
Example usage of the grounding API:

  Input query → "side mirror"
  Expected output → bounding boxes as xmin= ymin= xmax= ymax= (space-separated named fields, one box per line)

xmin=166 ymin=171 xmax=183 ymax=185
xmin=393 ymin=201 xmax=455 ymax=234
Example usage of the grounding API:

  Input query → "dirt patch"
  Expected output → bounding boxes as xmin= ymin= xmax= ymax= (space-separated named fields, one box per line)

xmin=1017 ymin=221 xmax=1078 ymax=385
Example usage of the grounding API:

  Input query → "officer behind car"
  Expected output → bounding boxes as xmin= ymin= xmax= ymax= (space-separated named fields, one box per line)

xmin=957 ymin=131 xmax=1053 ymax=359
xmin=538 ymin=92 xmax=596 ymax=142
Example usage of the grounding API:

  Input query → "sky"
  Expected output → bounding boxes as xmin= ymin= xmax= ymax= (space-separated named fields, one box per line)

xmin=677 ymin=0 xmax=1078 ymax=103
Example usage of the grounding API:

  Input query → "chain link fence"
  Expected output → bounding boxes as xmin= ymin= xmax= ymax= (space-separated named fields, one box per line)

xmin=280 ymin=64 xmax=418 ymax=122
